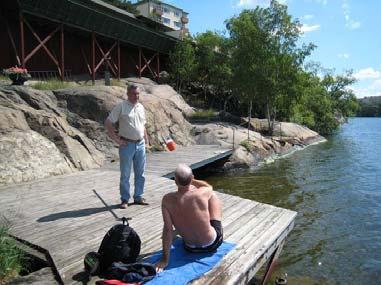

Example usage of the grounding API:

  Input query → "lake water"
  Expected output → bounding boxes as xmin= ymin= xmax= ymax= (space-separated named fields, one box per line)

xmin=205 ymin=118 xmax=381 ymax=285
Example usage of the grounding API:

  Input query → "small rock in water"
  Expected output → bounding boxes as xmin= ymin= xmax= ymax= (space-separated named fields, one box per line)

xmin=318 ymin=261 xmax=322 ymax=266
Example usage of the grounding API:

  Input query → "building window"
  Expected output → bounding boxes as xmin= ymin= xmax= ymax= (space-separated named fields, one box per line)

xmin=163 ymin=7 xmax=170 ymax=14
xmin=174 ymin=21 xmax=181 ymax=28
xmin=174 ymin=11 xmax=180 ymax=17
xmin=162 ymin=17 xmax=170 ymax=24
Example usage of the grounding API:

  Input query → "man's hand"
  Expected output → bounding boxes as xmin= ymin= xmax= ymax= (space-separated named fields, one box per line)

xmin=155 ymin=259 xmax=168 ymax=273
xmin=116 ymin=137 xmax=127 ymax=146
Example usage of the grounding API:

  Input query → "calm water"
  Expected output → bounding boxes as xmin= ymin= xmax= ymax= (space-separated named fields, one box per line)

xmin=205 ymin=118 xmax=381 ymax=285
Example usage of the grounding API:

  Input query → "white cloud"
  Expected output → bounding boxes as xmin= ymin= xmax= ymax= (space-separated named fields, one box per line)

xmin=353 ymin=68 xmax=381 ymax=80
xmin=342 ymin=0 xmax=361 ymax=30
xmin=300 ymin=24 xmax=320 ymax=33
xmin=338 ymin=53 xmax=350 ymax=59
xmin=351 ymin=82 xmax=381 ymax=98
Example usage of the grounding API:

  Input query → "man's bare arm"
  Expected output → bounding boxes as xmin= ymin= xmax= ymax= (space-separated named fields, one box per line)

xmin=144 ymin=128 xmax=150 ymax=146
xmin=155 ymin=201 xmax=173 ymax=273
xmin=105 ymin=118 xmax=125 ymax=145
xmin=191 ymin=178 xmax=212 ymax=188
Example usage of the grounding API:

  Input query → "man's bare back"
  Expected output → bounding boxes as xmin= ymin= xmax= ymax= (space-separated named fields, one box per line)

xmin=155 ymin=164 xmax=223 ymax=272
xmin=162 ymin=184 xmax=216 ymax=246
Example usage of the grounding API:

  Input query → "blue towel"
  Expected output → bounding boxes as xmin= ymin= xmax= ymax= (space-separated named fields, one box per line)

xmin=145 ymin=238 xmax=235 ymax=285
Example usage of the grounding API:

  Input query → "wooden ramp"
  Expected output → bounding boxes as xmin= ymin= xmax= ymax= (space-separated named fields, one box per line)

xmin=0 ymin=145 xmax=296 ymax=285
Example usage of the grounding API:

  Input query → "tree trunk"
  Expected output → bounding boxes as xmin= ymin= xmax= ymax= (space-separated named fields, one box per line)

xmin=248 ymin=100 xmax=252 ymax=141
xmin=266 ymin=97 xmax=272 ymax=135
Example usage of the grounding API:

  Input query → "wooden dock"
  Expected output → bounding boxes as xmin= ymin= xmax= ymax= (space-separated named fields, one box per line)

xmin=0 ymin=145 xmax=296 ymax=285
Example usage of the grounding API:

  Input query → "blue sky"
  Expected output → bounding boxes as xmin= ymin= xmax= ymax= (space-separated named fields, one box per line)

xmin=163 ymin=0 xmax=381 ymax=98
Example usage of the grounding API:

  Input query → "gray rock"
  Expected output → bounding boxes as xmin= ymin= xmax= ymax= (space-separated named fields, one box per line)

xmin=0 ymin=130 xmax=74 ymax=185
xmin=11 ymin=267 xmax=59 ymax=285
xmin=0 ymin=105 xmax=30 ymax=131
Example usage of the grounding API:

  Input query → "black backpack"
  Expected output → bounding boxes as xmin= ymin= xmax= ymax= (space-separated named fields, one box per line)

xmin=97 ymin=217 xmax=141 ymax=273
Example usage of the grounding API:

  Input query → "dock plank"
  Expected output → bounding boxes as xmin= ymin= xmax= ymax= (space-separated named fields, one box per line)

xmin=0 ymin=145 xmax=296 ymax=285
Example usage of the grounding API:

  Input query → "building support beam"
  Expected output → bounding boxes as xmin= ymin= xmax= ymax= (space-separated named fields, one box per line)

xmin=94 ymin=38 xmax=117 ymax=76
xmin=23 ymin=17 xmax=61 ymax=76
xmin=80 ymin=45 xmax=92 ymax=77
xmin=140 ymin=50 xmax=160 ymax=80
xmin=19 ymin=13 xmax=25 ymax=68
xmin=92 ymin=32 xmax=95 ymax=84
xmin=138 ymin=47 xmax=142 ymax=78
xmin=157 ymin=53 xmax=160 ymax=81
xmin=117 ymin=40 xmax=121 ymax=80
xmin=60 ymin=24 xmax=64 ymax=81
xmin=1 ymin=12 xmax=21 ymax=66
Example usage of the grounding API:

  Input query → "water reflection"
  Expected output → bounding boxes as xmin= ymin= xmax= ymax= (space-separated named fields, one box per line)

xmin=205 ymin=118 xmax=381 ymax=284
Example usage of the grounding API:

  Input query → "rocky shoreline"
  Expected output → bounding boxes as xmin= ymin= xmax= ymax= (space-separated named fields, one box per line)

xmin=0 ymin=78 xmax=325 ymax=186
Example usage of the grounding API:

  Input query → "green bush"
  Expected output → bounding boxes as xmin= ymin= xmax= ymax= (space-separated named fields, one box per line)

xmin=0 ymin=226 xmax=24 ymax=284
xmin=31 ymin=79 xmax=71 ymax=90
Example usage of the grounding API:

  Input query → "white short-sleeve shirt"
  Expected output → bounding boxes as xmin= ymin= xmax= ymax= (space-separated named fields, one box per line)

xmin=107 ymin=100 xmax=146 ymax=140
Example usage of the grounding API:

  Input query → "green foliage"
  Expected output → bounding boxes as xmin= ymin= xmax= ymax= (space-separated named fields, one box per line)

xmin=169 ymin=38 xmax=197 ymax=93
xmin=290 ymin=68 xmax=358 ymax=134
xmin=0 ymin=75 xmax=10 ymax=82
xmin=191 ymin=31 xmax=233 ymax=109
xmin=0 ymin=226 xmax=24 ymax=284
xmin=31 ymin=79 xmax=72 ymax=90
xmin=101 ymin=0 xmax=138 ymax=14
xmin=167 ymin=0 xmax=358 ymax=135
xmin=357 ymin=96 xmax=381 ymax=117
xmin=226 ymin=0 xmax=315 ymax=131
xmin=189 ymin=109 xmax=217 ymax=120
xmin=239 ymin=139 xmax=253 ymax=152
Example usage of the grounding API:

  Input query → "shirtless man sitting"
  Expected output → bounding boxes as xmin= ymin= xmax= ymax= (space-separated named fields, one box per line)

xmin=155 ymin=164 xmax=223 ymax=272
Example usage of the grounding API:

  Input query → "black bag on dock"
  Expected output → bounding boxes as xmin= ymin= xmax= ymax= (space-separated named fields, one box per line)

xmin=97 ymin=217 xmax=141 ymax=273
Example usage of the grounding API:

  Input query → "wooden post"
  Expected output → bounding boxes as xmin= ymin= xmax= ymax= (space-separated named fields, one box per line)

xmin=60 ymin=24 xmax=64 ymax=81
xmin=19 ymin=12 xmax=25 ymax=68
xmin=117 ymin=40 xmax=120 ymax=80
xmin=138 ymin=47 xmax=142 ymax=78
xmin=92 ymin=32 xmax=95 ymax=85
xmin=260 ymin=240 xmax=286 ymax=285
xmin=157 ymin=53 xmax=160 ymax=80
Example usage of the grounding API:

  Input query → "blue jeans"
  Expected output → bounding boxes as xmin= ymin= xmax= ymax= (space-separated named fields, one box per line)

xmin=119 ymin=140 xmax=146 ymax=202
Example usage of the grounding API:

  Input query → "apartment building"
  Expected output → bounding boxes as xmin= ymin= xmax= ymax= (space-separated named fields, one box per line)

xmin=134 ymin=0 xmax=189 ymax=38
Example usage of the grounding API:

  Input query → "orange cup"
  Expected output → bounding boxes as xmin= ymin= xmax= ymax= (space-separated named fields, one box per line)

xmin=166 ymin=139 xmax=176 ymax=151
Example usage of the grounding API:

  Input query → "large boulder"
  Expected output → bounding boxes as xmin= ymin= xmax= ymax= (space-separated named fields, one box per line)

xmin=191 ymin=122 xmax=321 ymax=169
xmin=272 ymin=122 xmax=319 ymax=140
xmin=54 ymin=86 xmax=125 ymax=123
xmin=0 ymin=105 xmax=30 ymax=131
xmin=0 ymin=86 xmax=106 ymax=174
xmin=0 ymin=130 xmax=74 ymax=185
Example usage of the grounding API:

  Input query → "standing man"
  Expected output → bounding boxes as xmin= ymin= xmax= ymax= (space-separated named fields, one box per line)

xmin=105 ymin=84 xmax=149 ymax=208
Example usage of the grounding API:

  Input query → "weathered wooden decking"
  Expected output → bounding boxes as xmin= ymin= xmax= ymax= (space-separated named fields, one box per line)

xmin=0 ymin=145 xmax=296 ymax=285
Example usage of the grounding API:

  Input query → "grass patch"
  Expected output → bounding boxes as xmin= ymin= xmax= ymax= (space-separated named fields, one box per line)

xmin=189 ymin=109 xmax=217 ymax=120
xmin=239 ymin=139 xmax=253 ymax=152
xmin=30 ymin=79 xmax=71 ymax=90
xmin=0 ymin=226 xmax=24 ymax=284
xmin=0 ymin=75 xmax=10 ymax=81
xmin=110 ymin=79 xmax=125 ymax=87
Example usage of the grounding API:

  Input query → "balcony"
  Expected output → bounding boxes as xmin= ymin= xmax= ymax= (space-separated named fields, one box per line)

xmin=181 ymin=16 xmax=188 ymax=24
xmin=152 ymin=8 xmax=163 ymax=16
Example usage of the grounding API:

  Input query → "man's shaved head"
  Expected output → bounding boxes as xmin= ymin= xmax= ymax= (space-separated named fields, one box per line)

xmin=175 ymin=164 xmax=193 ymax=186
